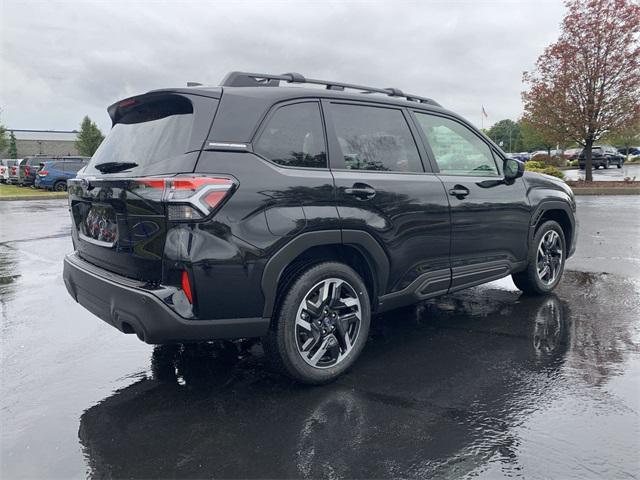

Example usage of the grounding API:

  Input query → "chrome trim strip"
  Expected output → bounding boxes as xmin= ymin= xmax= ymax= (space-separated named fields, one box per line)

xmin=79 ymin=233 xmax=115 ymax=248
xmin=207 ymin=142 xmax=248 ymax=149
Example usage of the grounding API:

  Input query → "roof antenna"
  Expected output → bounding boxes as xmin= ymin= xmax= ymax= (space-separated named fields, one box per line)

xmin=187 ymin=82 xmax=203 ymax=87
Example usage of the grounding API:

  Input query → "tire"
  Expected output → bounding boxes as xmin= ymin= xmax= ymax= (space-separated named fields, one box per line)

xmin=263 ymin=261 xmax=371 ymax=384
xmin=604 ymin=159 xmax=610 ymax=169
xmin=512 ymin=220 xmax=566 ymax=295
xmin=617 ymin=161 xmax=623 ymax=169
xmin=53 ymin=181 xmax=67 ymax=192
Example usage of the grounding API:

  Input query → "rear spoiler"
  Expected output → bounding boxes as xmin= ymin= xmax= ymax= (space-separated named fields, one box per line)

xmin=107 ymin=88 xmax=221 ymax=125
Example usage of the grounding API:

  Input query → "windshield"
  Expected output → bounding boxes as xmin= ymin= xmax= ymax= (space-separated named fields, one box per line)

xmin=84 ymin=95 xmax=194 ymax=176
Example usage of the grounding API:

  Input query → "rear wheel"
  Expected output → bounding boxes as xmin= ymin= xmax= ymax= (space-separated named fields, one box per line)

xmin=512 ymin=220 xmax=566 ymax=295
xmin=604 ymin=159 xmax=610 ymax=169
xmin=617 ymin=160 xmax=623 ymax=168
xmin=263 ymin=261 xmax=370 ymax=384
xmin=53 ymin=181 xmax=67 ymax=192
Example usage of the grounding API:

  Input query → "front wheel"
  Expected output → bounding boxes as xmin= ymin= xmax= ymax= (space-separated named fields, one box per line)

xmin=263 ymin=262 xmax=371 ymax=384
xmin=617 ymin=161 xmax=623 ymax=168
xmin=512 ymin=220 xmax=566 ymax=295
xmin=604 ymin=159 xmax=610 ymax=169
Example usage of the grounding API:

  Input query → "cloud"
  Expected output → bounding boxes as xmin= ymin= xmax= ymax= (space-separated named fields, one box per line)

xmin=0 ymin=0 xmax=565 ymax=133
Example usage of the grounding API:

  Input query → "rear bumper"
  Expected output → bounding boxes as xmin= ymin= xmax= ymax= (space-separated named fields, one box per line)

xmin=578 ymin=158 xmax=605 ymax=166
xmin=63 ymin=252 xmax=270 ymax=344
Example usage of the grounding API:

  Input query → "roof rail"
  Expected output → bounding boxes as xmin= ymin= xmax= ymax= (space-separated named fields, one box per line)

xmin=219 ymin=71 xmax=441 ymax=107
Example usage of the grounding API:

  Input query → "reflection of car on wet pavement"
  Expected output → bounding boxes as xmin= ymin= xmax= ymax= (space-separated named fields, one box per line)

xmin=62 ymin=71 xmax=578 ymax=383
xmin=77 ymin=291 xmax=573 ymax=479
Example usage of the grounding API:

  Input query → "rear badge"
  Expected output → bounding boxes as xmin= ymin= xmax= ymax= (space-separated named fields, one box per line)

xmin=81 ymin=206 xmax=118 ymax=246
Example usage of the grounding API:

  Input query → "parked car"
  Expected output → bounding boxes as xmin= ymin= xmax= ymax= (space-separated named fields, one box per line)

xmin=511 ymin=152 xmax=531 ymax=162
xmin=63 ymin=71 xmax=577 ymax=384
xmin=578 ymin=145 xmax=624 ymax=169
xmin=618 ymin=146 xmax=640 ymax=157
xmin=17 ymin=155 xmax=51 ymax=186
xmin=563 ymin=148 xmax=582 ymax=160
xmin=35 ymin=157 xmax=90 ymax=191
xmin=7 ymin=158 xmax=23 ymax=184
xmin=0 ymin=159 xmax=18 ymax=183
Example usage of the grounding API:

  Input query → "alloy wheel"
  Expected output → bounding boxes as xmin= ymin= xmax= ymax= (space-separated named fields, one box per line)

xmin=536 ymin=230 xmax=563 ymax=285
xmin=294 ymin=278 xmax=361 ymax=369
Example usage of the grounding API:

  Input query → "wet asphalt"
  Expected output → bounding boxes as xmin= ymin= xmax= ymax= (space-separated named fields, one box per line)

xmin=1 ymin=196 xmax=639 ymax=479
xmin=563 ymin=163 xmax=640 ymax=182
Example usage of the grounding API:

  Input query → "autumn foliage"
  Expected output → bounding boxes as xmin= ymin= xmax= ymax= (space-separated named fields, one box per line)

xmin=523 ymin=0 xmax=640 ymax=181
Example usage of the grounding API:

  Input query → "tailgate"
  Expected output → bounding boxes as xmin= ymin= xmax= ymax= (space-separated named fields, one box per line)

xmin=68 ymin=178 xmax=167 ymax=282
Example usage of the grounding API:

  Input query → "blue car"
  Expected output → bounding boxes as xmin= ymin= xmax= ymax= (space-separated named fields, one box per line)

xmin=35 ymin=157 xmax=89 ymax=191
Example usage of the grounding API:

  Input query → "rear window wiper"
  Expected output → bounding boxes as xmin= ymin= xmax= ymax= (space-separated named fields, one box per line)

xmin=94 ymin=162 xmax=139 ymax=173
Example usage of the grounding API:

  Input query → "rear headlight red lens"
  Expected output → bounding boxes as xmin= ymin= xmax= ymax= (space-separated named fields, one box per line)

xmin=181 ymin=271 xmax=193 ymax=304
xmin=134 ymin=175 xmax=235 ymax=221
xmin=38 ymin=170 xmax=48 ymax=176
xmin=25 ymin=166 xmax=30 ymax=175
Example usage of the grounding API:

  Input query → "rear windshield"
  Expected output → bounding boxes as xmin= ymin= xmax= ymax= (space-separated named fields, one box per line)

xmin=581 ymin=147 xmax=602 ymax=155
xmin=84 ymin=95 xmax=194 ymax=175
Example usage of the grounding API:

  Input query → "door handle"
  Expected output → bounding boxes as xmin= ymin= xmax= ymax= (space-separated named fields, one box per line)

xmin=448 ymin=185 xmax=470 ymax=198
xmin=344 ymin=183 xmax=376 ymax=200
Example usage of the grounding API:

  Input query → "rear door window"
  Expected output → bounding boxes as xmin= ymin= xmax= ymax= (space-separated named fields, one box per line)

xmin=328 ymin=103 xmax=423 ymax=173
xmin=28 ymin=157 xmax=48 ymax=166
xmin=254 ymin=102 xmax=327 ymax=169
xmin=64 ymin=161 xmax=84 ymax=173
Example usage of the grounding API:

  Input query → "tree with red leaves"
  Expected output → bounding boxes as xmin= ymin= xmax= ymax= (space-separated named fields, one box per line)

xmin=523 ymin=0 xmax=640 ymax=181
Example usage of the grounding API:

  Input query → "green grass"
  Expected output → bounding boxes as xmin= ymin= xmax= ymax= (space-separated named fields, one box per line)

xmin=0 ymin=183 xmax=67 ymax=199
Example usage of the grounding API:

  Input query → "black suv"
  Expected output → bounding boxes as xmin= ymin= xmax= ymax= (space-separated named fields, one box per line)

xmin=578 ymin=145 xmax=624 ymax=169
xmin=63 ymin=72 xmax=577 ymax=384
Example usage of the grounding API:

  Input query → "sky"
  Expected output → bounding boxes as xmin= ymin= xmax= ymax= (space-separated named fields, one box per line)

xmin=0 ymin=0 xmax=567 ymax=133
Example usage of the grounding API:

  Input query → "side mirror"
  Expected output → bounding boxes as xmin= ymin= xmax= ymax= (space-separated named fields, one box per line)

xmin=504 ymin=158 xmax=525 ymax=181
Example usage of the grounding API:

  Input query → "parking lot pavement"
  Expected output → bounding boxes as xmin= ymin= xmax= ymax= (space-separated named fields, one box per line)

xmin=1 ymin=197 xmax=639 ymax=479
xmin=563 ymin=163 xmax=640 ymax=182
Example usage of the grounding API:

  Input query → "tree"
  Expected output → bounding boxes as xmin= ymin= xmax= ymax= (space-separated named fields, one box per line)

xmin=486 ymin=119 xmax=523 ymax=152
xmin=0 ymin=124 xmax=7 ymax=154
xmin=520 ymin=119 xmax=566 ymax=156
xmin=603 ymin=121 xmax=640 ymax=158
xmin=522 ymin=0 xmax=640 ymax=181
xmin=8 ymin=131 xmax=17 ymax=159
xmin=76 ymin=116 xmax=105 ymax=156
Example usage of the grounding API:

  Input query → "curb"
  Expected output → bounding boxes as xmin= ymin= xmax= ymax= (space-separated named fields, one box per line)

xmin=572 ymin=188 xmax=640 ymax=195
xmin=0 ymin=194 xmax=67 ymax=201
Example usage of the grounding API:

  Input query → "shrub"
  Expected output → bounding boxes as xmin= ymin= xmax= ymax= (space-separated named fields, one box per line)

xmin=526 ymin=160 xmax=546 ymax=169
xmin=570 ymin=159 xmax=579 ymax=167
xmin=530 ymin=154 xmax=567 ymax=167
xmin=525 ymin=163 xmax=565 ymax=179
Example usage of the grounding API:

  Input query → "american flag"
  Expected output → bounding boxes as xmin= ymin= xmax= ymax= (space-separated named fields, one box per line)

xmin=482 ymin=106 xmax=488 ymax=118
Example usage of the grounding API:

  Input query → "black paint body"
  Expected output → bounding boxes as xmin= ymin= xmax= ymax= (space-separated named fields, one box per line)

xmin=63 ymin=84 xmax=577 ymax=343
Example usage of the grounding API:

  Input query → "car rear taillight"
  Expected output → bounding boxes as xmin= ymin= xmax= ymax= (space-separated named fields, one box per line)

xmin=25 ymin=166 xmax=30 ymax=176
xmin=135 ymin=175 xmax=235 ymax=221
xmin=38 ymin=170 xmax=48 ymax=176
xmin=181 ymin=271 xmax=194 ymax=304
